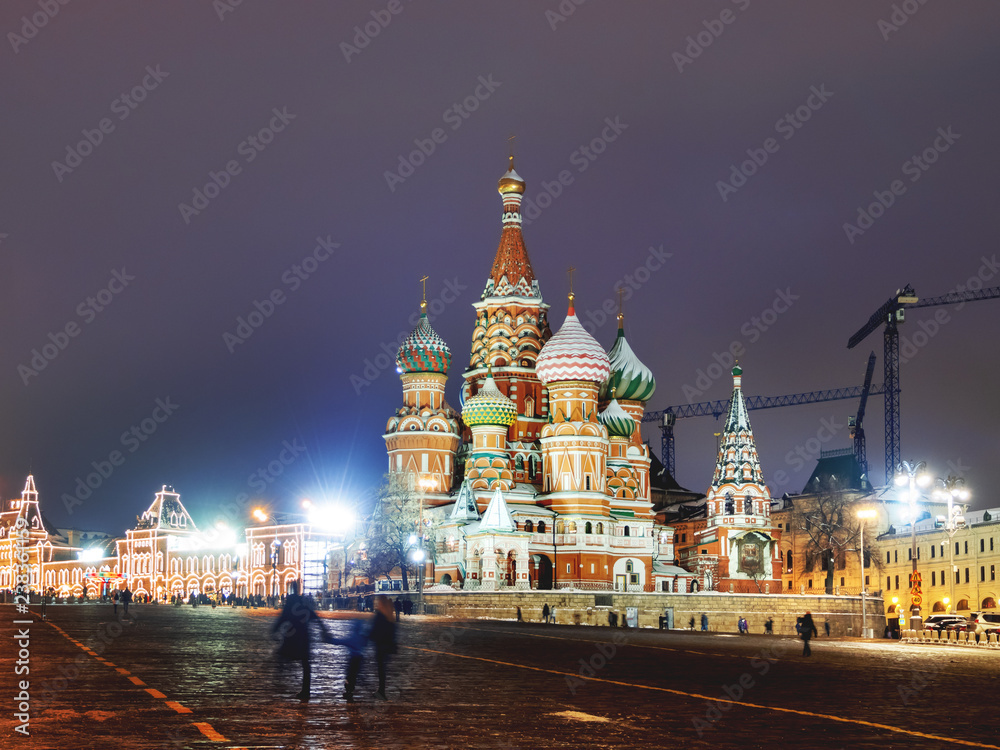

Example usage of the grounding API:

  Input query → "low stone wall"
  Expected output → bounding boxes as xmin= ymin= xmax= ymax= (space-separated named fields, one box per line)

xmin=408 ymin=590 xmax=885 ymax=637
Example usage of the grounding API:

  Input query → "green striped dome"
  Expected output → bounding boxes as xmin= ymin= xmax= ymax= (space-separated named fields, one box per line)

xmin=601 ymin=326 xmax=656 ymax=402
xmin=463 ymin=374 xmax=517 ymax=427
xmin=599 ymin=398 xmax=635 ymax=438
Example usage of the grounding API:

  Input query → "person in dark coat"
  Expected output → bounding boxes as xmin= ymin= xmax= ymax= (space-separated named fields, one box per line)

xmin=800 ymin=611 xmax=818 ymax=656
xmin=542 ymin=602 xmax=550 ymax=624
xmin=272 ymin=582 xmax=330 ymax=701
xmin=394 ymin=598 xmax=403 ymax=620
xmin=112 ymin=590 xmax=119 ymax=616
xmin=370 ymin=595 xmax=397 ymax=700
xmin=121 ymin=587 xmax=132 ymax=616
xmin=701 ymin=613 xmax=708 ymax=631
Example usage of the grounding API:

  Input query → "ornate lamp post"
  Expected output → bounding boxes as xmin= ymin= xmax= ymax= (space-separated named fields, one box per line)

xmin=856 ymin=509 xmax=877 ymax=638
xmin=934 ymin=475 xmax=970 ymax=614
xmin=415 ymin=477 xmax=437 ymax=614
xmin=894 ymin=460 xmax=931 ymax=631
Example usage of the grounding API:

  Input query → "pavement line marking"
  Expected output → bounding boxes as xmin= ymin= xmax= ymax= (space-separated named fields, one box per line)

xmin=460 ymin=625 xmax=976 ymax=679
xmin=115 ymin=667 xmax=131 ymax=675
xmin=192 ymin=723 xmax=229 ymax=742
xmin=145 ymin=688 xmax=167 ymax=699
xmin=404 ymin=645 xmax=1000 ymax=750
xmin=128 ymin=675 xmax=146 ymax=686
xmin=166 ymin=701 xmax=193 ymax=714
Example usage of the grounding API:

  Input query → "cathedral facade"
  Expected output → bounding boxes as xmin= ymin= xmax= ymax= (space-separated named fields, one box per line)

xmin=383 ymin=160 xmax=782 ymax=593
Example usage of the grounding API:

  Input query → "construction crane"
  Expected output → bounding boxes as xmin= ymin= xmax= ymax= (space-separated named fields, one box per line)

xmin=643 ymin=376 xmax=886 ymax=478
xmin=848 ymin=352 xmax=877 ymax=481
xmin=847 ymin=283 xmax=1000 ymax=483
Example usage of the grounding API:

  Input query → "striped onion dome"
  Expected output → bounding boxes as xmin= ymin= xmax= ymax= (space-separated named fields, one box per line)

xmin=599 ymin=397 xmax=635 ymax=438
xmin=397 ymin=307 xmax=451 ymax=375
xmin=600 ymin=320 xmax=656 ymax=402
xmin=536 ymin=297 xmax=612 ymax=385
xmin=463 ymin=371 xmax=517 ymax=427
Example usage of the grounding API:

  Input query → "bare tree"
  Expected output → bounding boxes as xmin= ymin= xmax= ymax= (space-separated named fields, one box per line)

xmin=358 ymin=475 xmax=420 ymax=590
xmin=791 ymin=479 xmax=869 ymax=595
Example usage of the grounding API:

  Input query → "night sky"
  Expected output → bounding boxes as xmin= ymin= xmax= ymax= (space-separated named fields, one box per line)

xmin=2 ymin=1 xmax=998 ymax=536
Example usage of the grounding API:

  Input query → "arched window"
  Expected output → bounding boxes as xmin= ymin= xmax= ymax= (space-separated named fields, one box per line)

xmin=525 ymin=397 xmax=535 ymax=419
xmin=625 ymin=560 xmax=633 ymax=573
xmin=524 ymin=520 xmax=534 ymax=533
xmin=957 ymin=598 xmax=970 ymax=611
xmin=537 ymin=521 xmax=546 ymax=534
xmin=515 ymin=455 xmax=524 ymax=472
xmin=567 ymin=522 xmax=577 ymax=534
xmin=982 ymin=597 xmax=997 ymax=609
xmin=786 ymin=550 xmax=792 ymax=572
xmin=596 ymin=523 xmax=603 ymax=535
xmin=623 ymin=526 xmax=630 ymax=537
xmin=556 ymin=520 xmax=565 ymax=534
xmin=585 ymin=522 xmax=593 ymax=534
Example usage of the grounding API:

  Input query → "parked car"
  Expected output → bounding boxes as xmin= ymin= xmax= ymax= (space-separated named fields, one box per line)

xmin=923 ymin=614 xmax=966 ymax=631
xmin=971 ymin=613 xmax=1000 ymax=635
xmin=945 ymin=616 xmax=977 ymax=633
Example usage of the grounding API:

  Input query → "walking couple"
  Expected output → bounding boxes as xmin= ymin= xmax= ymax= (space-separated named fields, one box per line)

xmin=273 ymin=585 xmax=397 ymax=702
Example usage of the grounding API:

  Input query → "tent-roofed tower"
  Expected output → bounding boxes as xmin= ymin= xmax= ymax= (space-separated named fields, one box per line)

xmin=464 ymin=157 xmax=551 ymax=489
xmin=689 ymin=365 xmax=782 ymax=593
xmin=385 ymin=293 xmax=462 ymax=499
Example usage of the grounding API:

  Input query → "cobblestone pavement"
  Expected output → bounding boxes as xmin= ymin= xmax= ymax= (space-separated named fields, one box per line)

xmin=2 ymin=604 xmax=999 ymax=749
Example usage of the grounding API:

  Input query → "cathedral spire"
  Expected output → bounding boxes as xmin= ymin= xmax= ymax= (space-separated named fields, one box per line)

xmin=483 ymin=157 xmax=539 ymax=300
xmin=711 ymin=364 xmax=765 ymax=488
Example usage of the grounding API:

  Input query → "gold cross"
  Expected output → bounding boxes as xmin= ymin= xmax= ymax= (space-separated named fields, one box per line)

xmin=567 ymin=266 xmax=576 ymax=294
xmin=617 ymin=287 xmax=625 ymax=323
xmin=420 ymin=275 xmax=429 ymax=304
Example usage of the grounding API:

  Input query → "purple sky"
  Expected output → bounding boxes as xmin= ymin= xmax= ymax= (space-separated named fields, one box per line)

xmin=2 ymin=1 xmax=998 ymax=535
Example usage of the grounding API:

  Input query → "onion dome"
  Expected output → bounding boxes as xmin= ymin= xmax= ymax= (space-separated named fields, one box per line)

xmin=601 ymin=316 xmax=656 ymax=402
xmin=536 ymin=295 xmax=612 ymax=385
xmin=396 ymin=301 xmax=451 ymax=375
xmin=497 ymin=155 xmax=526 ymax=195
xmin=599 ymin=396 xmax=635 ymax=438
xmin=463 ymin=368 xmax=517 ymax=427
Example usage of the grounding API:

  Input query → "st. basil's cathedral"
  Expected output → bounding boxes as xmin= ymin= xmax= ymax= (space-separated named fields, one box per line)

xmin=383 ymin=159 xmax=783 ymax=594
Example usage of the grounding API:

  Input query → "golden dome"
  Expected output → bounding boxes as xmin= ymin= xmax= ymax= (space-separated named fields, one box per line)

xmin=498 ymin=155 xmax=525 ymax=195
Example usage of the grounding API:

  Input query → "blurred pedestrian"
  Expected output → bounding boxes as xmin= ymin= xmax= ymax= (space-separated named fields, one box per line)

xmin=112 ymin=590 xmax=119 ymax=616
xmin=121 ymin=587 xmax=132 ymax=616
xmin=550 ymin=605 xmax=557 ymax=624
xmin=701 ymin=613 xmax=708 ymax=631
xmin=394 ymin=598 xmax=402 ymax=621
xmin=272 ymin=581 xmax=330 ymax=702
xmin=370 ymin=595 xmax=397 ymax=700
xmin=517 ymin=606 xmax=523 ymax=622
xmin=326 ymin=617 xmax=370 ymax=702
xmin=800 ymin=611 xmax=818 ymax=656
xmin=542 ymin=602 xmax=550 ymax=624
xmin=824 ymin=620 xmax=831 ymax=637
xmin=689 ymin=616 xmax=695 ymax=630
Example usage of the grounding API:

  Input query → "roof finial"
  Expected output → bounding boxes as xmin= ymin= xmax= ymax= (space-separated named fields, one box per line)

xmin=616 ymin=286 xmax=624 ymax=329
xmin=507 ymin=133 xmax=516 ymax=169
xmin=566 ymin=265 xmax=576 ymax=313
xmin=419 ymin=275 xmax=429 ymax=314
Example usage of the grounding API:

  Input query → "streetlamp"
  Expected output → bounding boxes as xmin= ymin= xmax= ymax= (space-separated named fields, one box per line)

xmin=856 ymin=508 xmax=877 ymax=638
xmin=934 ymin=475 xmax=970 ymax=615
xmin=415 ymin=477 xmax=437 ymax=614
xmin=894 ymin=460 xmax=931 ymax=631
